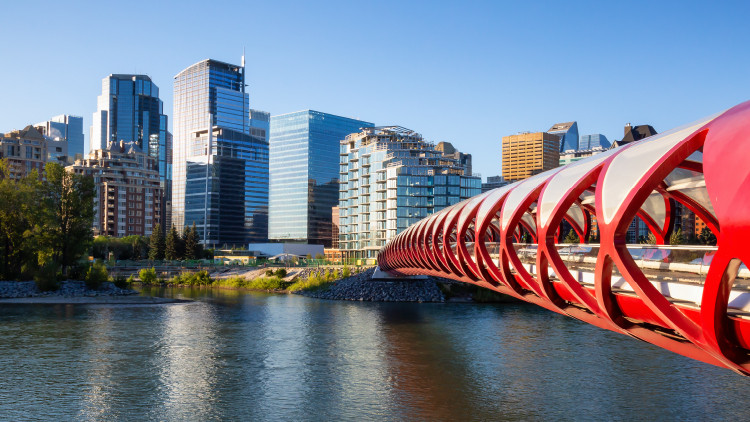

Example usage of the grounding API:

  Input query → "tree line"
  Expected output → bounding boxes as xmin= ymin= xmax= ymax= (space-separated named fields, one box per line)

xmin=92 ymin=223 xmax=209 ymax=262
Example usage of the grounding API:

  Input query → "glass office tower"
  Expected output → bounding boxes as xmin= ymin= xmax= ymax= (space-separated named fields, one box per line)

xmin=33 ymin=115 xmax=84 ymax=160
xmin=91 ymin=74 xmax=171 ymax=229
xmin=269 ymin=111 xmax=373 ymax=247
xmin=173 ymin=59 xmax=268 ymax=247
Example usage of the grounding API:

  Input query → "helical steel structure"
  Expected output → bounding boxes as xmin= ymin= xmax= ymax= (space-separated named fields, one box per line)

xmin=378 ymin=100 xmax=750 ymax=375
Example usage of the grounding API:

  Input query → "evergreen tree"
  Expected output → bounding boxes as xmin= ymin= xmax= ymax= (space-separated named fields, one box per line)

xmin=38 ymin=162 xmax=95 ymax=275
xmin=184 ymin=222 xmax=199 ymax=260
xmin=149 ymin=223 xmax=165 ymax=260
xmin=564 ymin=229 xmax=579 ymax=244
xmin=669 ymin=228 xmax=684 ymax=245
xmin=698 ymin=227 xmax=717 ymax=246
xmin=165 ymin=225 xmax=178 ymax=261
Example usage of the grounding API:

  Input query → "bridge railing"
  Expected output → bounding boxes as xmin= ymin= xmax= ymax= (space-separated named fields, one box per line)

xmin=505 ymin=243 xmax=750 ymax=286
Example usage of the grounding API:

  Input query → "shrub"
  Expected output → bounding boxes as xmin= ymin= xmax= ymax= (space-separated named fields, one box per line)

xmin=287 ymin=271 xmax=334 ymax=292
xmin=194 ymin=270 xmax=211 ymax=285
xmin=113 ymin=275 xmax=129 ymax=289
xmin=127 ymin=275 xmax=136 ymax=285
xmin=139 ymin=267 xmax=157 ymax=284
xmin=275 ymin=268 xmax=287 ymax=278
xmin=265 ymin=269 xmax=275 ymax=277
xmin=247 ymin=276 xmax=283 ymax=290
xmin=34 ymin=261 xmax=60 ymax=292
xmin=342 ymin=266 xmax=351 ymax=278
xmin=85 ymin=262 xmax=109 ymax=290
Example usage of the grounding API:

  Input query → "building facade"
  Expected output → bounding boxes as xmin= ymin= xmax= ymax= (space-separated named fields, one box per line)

xmin=481 ymin=175 xmax=508 ymax=192
xmin=548 ymin=121 xmax=579 ymax=152
xmin=436 ymin=141 xmax=473 ymax=176
xmin=90 ymin=74 xmax=171 ymax=231
xmin=34 ymin=115 xmax=84 ymax=161
xmin=339 ymin=126 xmax=481 ymax=264
xmin=578 ymin=133 xmax=610 ymax=150
xmin=249 ymin=109 xmax=270 ymax=143
xmin=67 ymin=146 xmax=161 ymax=237
xmin=501 ymin=131 xmax=560 ymax=182
xmin=0 ymin=126 xmax=48 ymax=179
xmin=172 ymin=59 xmax=269 ymax=247
xmin=269 ymin=110 xmax=372 ymax=246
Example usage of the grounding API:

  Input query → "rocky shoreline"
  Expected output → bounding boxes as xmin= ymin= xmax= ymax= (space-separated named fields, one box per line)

xmin=0 ymin=280 xmax=137 ymax=299
xmin=295 ymin=268 xmax=447 ymax=302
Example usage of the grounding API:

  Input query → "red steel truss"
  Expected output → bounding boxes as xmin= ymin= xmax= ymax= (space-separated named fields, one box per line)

xmin=378 ymin=101 xmax=750 ymax=375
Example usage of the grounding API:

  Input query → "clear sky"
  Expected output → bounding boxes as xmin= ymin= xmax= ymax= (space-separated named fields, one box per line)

xmin=1 ymin=0 xmax=748 ymax=178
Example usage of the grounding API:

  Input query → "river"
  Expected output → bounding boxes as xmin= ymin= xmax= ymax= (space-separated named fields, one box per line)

xmin=0 ymin=287 xmax=747 ymax=421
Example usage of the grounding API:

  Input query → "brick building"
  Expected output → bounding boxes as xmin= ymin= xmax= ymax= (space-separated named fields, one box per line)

xmin=67 ymin=144 xmax=161 ymax=237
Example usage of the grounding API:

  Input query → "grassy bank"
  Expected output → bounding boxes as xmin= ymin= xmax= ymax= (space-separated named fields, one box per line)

xmin=134 ymin=267 xmax=358 ymax=293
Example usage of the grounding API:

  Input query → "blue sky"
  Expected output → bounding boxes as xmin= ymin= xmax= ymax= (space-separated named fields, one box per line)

xmin=1 ymin=0 xmax=748 ymax=178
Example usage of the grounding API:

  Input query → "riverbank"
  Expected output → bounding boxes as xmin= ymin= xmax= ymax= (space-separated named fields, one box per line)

xmin=293 ymin=268 xmax=514 ymax=303
xmin=0 ymin=280 xmax=186 ymax=305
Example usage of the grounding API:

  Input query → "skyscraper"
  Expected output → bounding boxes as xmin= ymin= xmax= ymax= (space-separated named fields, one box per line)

xmin=90 ymin=74 xmax=172 ymax=229
xmin=173 ymin=59 xmax=269 ymax=247
xmin=502 ymin=131 xmax=560 ymax=181
xmin=34 ymin=115 xmax=84 ymax=161
xmin=548 ymin=121 xmax=579 ymax=152
xmin=269 ymin=110 xmax=373 ymax=246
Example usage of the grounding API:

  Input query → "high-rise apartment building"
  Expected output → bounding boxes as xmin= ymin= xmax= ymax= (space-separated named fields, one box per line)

xmin=34 ymin=115 xmax=84 ymax=161
xmin=269 ymin=110 xmax=372 ymax=246
xmin=548 ymin=121 xmax=579 ymax=152
xmin=90 ymin=74 xmax=172 ymax=230
xmin=173 ymin=59 xmax=269 ymax=247
xmin=501 ymin=132 xmax=560 ymax=182
xmin=67 ymin=145 xmax=161 ymax=237
xmin=339 ymin=126 xmax=481 ymax=264
xmin=0 ymin=126 xmax=47 ymax=179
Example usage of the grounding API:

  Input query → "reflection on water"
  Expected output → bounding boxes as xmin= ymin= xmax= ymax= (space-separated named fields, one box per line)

xmin=0 ymin=288 xmax=748 ymax=420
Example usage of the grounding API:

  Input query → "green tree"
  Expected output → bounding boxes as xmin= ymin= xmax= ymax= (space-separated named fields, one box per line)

xmin=37 ymin=162 xmax=95 ymax=276
xmin=191 ymin=221 xmax=206 ymax=259
xmin=563 ymin=229 xmax=579 ymax=244
xmin=698 ymin=227 xmax=717 ymax=246
xmin=0 ymin=160 xmax=41 ymax=279
xmin=184 ymin=222 xmax=202 ymax=260
xmin=165 ymin=225 xmax=179 ymax=261
xmin=149 ymin=223 xmax=165 ymax=260
xmin=669 ymin=228 xmax=684 ymax=245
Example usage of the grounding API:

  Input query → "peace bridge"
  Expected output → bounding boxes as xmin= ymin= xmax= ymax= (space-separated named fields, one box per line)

xmin=377 ymin=100 xmax=750 ymax=375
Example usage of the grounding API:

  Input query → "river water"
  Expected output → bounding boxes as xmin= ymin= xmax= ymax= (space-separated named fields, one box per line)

xmin=0 ymin=287 xmax=748 ymax=421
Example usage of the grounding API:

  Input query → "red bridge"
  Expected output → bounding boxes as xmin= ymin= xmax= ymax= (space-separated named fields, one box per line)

xmin=378 ymin=100 xmax=750 ymax=375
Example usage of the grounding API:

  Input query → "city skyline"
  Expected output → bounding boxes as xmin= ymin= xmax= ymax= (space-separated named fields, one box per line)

xmin=1 ymin=1 xmax=748 ymax=179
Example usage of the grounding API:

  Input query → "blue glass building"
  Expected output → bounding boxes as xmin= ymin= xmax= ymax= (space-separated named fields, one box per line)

xmin=90 ymin=74 xmax=172 ymax=229
xmin=548 ymin=121 xmax=579 ymax=152
xmin=33 ymin=115 xmax=84 ymax=160
xmin=269 ymin=111 xmax=373 ymax=246
xmin=579 ymin=133 xmax=610 ymax=150
xmin=173 ymin=59 xmax=268 ymax=247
